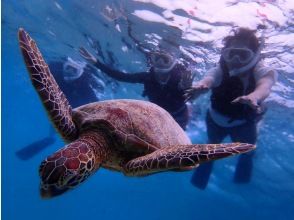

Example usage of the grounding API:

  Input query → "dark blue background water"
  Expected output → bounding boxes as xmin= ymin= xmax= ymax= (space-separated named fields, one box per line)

xmin=2 ymin=1 xmax=294 ymax=219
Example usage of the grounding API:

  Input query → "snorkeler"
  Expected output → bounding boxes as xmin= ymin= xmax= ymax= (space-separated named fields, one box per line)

xmin=185 ymin=28 xmax=278 ymax=188
xmin=79 ymin=47 xmax=194 ymax=130
xmin=16 ymin=57 xmax=106 ymax=160
xmin=51 ymin=57 xmax=105 ymax=108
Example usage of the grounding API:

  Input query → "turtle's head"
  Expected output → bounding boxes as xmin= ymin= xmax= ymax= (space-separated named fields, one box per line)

xmin=39 ymin=138 xmax=102 ymax=198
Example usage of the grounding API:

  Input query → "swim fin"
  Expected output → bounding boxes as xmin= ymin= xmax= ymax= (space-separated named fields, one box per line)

xmin=16 ymin=126 xmax=56 ymax=160
xmin=233 ymin=153 xmax=253 ymax=183
xmin=16 ymin=137 xmax=56 ymax=160
xmin=190 ymin=162 xmax=214 ymax=190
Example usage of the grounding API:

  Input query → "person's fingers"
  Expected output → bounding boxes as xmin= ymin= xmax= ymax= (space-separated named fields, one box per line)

xmin=183 ymin=90 xmax=193 ymax=100
xmin=231 ymin=96 xmax=243 ymax=104
xmin=79 ymin=47 xmax=89 ymax=58
xmin=79 ymin=49 xmax=85 ymax=57
xmin=184 ymin=95 xmax=192 ymax=102
xmin=183 ymin=92 xmax=191 ymax=99
xmin=79 ymin=47 xmax=87 ymax=54
xmin=80 ymin=47 xmax=91 ymax=58
xmin=232 ymin=97 xmax=260 ymax=111
xmin=184 ymin=88 xmax=193 ymax=93
xmin=79 ymin=48 xmax=97 ymax=63
xmin=256 ymin=106 xmax=263 ymax=114
xmin=249 ymin=100 xmax=259 ymax=110
xmin=199 ymin=84 xmax=209 ymax=90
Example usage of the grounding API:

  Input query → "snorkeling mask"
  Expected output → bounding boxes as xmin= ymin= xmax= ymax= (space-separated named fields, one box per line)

xmin=222 ymin=46 xmax=261 ymax=76
xmin=63 ymin=57 xmax=87 ymax=81
xmin=150 ymin=52 xmax=177 ymax=84
xmin=222 ymin=48 xmax=255 ymax=64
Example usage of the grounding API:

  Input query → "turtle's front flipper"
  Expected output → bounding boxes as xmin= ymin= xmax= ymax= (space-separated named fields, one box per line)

xmin=124 ymin=143 xmax=255 ymax=176
xmin=18 ymin=28 xmax=77 ymax=141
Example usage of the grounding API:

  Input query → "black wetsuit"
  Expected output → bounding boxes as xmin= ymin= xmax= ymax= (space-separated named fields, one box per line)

xmin=93 ymin=61 xmax=190 ymax=129
xmin=49 ymin=61 xmax=102 ymax=108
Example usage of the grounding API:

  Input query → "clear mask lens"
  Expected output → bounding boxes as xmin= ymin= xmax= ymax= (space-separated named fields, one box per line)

xmin=223 ymin=48 xmax=254 ymax=64
xmin=155 ymin=56 xmax=170 ymax=65
xmin=150 ymin=52 xmax=174 ymax=69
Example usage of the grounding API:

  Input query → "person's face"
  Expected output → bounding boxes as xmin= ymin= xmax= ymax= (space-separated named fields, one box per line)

xmin=151 ymin=53 xmax=172 ymax=69
xmin=150 ymin=52 xmax=174 ymax=84
xmin=223 ymin=40 xmax=254 ymax=70
xmin=63 ymin=63 xmax=84 ymax=82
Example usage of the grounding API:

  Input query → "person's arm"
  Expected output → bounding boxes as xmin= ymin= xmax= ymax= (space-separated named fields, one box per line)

xmin=184 ymin=65 xmax=221 ymax=101
xmin=79 ymin=47 xmax=148 ymax=84
xmin=195 ymin=65 xmax=222 ymax=89
xmin=93 ymin=59 xmax=148 ymax=83
xmin=232 ymin=70 xmax=277 ymax=112
xmin=249 ymin=70 xmax=277 ymax=102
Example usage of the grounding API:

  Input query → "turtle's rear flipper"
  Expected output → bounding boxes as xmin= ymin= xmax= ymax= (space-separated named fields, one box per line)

xmin=18 ymin=28 xmax=77 ymax=141
xmin=124 ymin=143 xmax=255 ymax=176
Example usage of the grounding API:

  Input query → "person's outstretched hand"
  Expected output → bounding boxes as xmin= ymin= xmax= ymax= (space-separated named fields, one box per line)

xmin=183 ymin=83 xmax=209 ymax=102
xmin=178 ymin=71 xmax=195 ymax=90
xmin=79 ymin=47 xmax=97 ymax=64
xmin=232 ymin=95 xmax=263 ymax=114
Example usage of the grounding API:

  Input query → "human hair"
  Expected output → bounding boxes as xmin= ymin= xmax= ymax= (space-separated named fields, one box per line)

xmin=222 ymin=28 xmax=260 ymax=52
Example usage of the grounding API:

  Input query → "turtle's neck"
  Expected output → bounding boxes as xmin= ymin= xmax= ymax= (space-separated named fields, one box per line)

xmin=79 ymin=131 xmax=111 ymax=169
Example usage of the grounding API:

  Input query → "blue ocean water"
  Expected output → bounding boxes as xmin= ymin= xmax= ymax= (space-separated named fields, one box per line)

xmin=2 ymin=1 xmax=294 ymax=220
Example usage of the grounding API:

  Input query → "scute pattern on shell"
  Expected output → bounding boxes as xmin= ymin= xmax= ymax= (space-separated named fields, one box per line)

xmin=74 ymin=100 xmax=191 ymax=152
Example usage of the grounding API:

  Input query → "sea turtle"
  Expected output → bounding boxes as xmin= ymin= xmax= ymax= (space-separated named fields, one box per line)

xmin=18 ymin=28 xmax=255 ymax=198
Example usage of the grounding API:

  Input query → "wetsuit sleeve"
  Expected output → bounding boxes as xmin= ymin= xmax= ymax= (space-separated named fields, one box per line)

xmin=93 ymin=60 xmax=148 ymax=83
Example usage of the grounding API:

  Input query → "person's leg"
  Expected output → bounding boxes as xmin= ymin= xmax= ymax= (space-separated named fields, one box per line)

xmin=191 ymin=111 xmax=228 ymax=189
xmin=230 ymin=122 xmax=257 ymax=183
xmin=171 ymin=105 xmax=190 ymax=130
